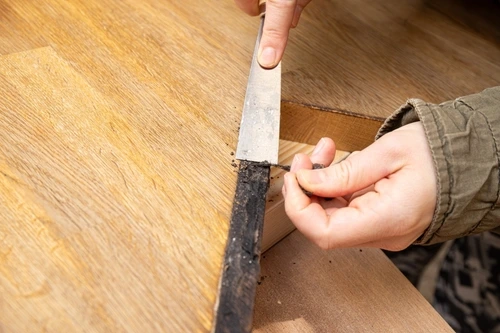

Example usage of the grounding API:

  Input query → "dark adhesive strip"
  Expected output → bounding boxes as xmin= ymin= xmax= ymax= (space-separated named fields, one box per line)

xmin=213 ymin=161 xmax=270 ymax=333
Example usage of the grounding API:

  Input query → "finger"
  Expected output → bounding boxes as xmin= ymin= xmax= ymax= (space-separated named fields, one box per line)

xmin=290 ymin=153 xmax=312 ymax=173
xmin=286 ymin=173 xmax=398 ymax=250
xmin=339 ymin=152 xmax=369 ymax=201
xmin=296 ymin=137 xmax=404 ymax=197
xmin=340 ymin=173 xmax=431 ymax=250
xmin=344 ymin=184 xmax=375 ymax=202
xmin=320 ymin=197 xmax=348 ymax=214
xmin=291 ymin=0 xmax=312 ymax=27
xmin=283 ymin=153 xmax=311 ymax=199
xmin=283 ymin=172 xmax=331 ymax=249
xmin=258 ymin=0 xmax=297 ymax=68
xmin=320 ymin=199 xmax=393 ymax=249
xmin=234 ymin=0 xmax=261 ymax=16
xmin=310 ymin=137 xmax=336 ymax=167
xmin=325 ymin=175 xmax=423 ymax=249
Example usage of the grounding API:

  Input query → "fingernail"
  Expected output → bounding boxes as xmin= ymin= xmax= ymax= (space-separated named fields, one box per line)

xmin=290 ymin=155 xmax=300 ymax=173
xmin=259 ymin=47 xmax=276 ymax=68
xmin=282 ymin=174 xmax=288 ymax=196
xmin=311 ymin=138 xmax=326 ymax=156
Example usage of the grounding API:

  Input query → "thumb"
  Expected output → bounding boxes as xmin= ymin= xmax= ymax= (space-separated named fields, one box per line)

xmin=296 ymin=138 xmax=404 ymax=197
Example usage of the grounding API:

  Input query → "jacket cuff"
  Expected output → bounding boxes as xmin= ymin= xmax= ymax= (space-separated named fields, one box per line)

xmin=376 ymin=87 xmax=500 ymax=245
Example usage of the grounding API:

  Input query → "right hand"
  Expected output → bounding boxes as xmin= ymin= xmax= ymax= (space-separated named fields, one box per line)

xmin=282 ymin=122 xmax=438 ymax=251
xmin=234 ymin=0 xmax=313 ymax=68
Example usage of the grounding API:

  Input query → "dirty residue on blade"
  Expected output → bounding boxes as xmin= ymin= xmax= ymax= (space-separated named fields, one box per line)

xmin=235 ymin=16 xmax=281 ymax=165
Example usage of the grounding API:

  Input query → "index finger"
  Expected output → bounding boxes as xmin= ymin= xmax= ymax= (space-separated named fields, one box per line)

xmin=234 ymin=0 xmax=261 ymax=16
xmin=283 ymin=172 xmax=331 ymax=249
xmin=258 ymin=0 xmax=297 ymax=68
xmin=285 ymin=175 xmax=399 ymax=249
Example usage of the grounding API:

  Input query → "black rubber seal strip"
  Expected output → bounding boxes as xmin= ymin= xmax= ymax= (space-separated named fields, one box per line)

xmin=213 ymin=161 xmax=270 ymax=332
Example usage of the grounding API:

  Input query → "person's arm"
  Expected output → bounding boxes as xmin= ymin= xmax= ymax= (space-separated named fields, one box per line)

xmin=283 ymin=86 xmax=500 ymax=250
xmin=378 ymin=86 xmax=500 ymax=244
xmin=234 ymin=0 xmax=313 ymax=68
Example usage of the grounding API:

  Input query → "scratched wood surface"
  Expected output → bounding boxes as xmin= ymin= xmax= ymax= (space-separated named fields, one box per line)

xmin=0 ymin=0 xmax=499 ymax=331
xmin=254 ymin=231 xmax=454 ymax=332
xmin=258 ymin=142 xmax=452 ymax=332
xmin=282 ymin=0 xmax=500 ymax=116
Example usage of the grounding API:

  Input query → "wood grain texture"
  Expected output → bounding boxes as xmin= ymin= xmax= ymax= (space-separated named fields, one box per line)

xmin=0 ymin=46 xmax=232 ymax=332
xmin=283 ymin=0 xmax=500 ymax=117
xmin=281 ymin=101 xmax=384 ymax=151
xmin=0 ymin=0 xmax=498 ymax=331
xmin=254 ymin=231 xmax=453 ymax=332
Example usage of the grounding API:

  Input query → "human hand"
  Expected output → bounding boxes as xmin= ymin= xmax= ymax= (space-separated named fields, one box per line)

xmin=282 ymin=122 xmax=437 ymax=251
xmin=234 ymin=0 xmax=313 ymax=68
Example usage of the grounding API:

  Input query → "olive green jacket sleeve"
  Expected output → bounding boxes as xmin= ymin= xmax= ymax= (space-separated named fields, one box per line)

xmin=376 ymin=86 xmax=500 ymax=245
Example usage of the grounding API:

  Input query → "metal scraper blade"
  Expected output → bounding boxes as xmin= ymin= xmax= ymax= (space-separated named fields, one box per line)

xmin=235 ymin=16 xmax=281 ymax=165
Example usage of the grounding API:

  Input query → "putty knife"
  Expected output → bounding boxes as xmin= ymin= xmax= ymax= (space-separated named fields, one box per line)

xmin=235 ymin=12 xmax=281 ymax=165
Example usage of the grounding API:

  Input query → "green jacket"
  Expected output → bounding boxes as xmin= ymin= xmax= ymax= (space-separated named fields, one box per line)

xmin=377 ymin=87 xmax=500 ymax=245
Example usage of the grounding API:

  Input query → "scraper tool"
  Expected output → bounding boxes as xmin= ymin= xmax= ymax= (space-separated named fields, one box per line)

xmin=235 ymin=11 xmax=281 ymax=165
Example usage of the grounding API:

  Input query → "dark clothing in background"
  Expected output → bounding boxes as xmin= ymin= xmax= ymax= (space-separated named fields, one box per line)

xmin=386 ymin=233 xmax=500 ymax=333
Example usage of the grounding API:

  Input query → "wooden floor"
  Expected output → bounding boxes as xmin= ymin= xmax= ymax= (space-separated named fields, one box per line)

xmin=0 ymin=0 xmax=498 ymax=331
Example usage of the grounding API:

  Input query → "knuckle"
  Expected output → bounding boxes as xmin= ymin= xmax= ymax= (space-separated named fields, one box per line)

xmin=316 ymin=226 xmax=333 ymax=250
xmin=263 ymin=25 xmax=289 ymax=40
xmin=380 ymin=135 xmax=406 ymax=165
xmin=333 ymin=159 xmax=352 ymax=192
xmin=386 ymin=141 xmax=404 ymax=160
xmin=316 ymin=238 xmax=330 ymax=251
